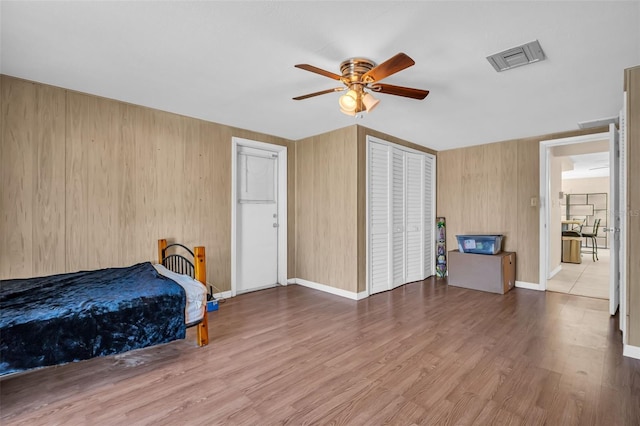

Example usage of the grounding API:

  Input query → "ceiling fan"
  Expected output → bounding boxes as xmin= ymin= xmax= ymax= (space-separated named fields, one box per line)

xmin=293 ymin=52 xmax=429 ymax=116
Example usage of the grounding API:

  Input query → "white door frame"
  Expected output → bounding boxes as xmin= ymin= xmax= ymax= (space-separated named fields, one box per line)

xmin=618 ymin=98 xmax=628 ymax=340
xmin=231 ymin=137 xmax=287 ymax=297
xmin=608 ymin=123 xmax=620 ymax=316
xmin=366 ymin=135 xmax=436 ymax=296
xmin=539 ymin=131 xmax=608 ymax=292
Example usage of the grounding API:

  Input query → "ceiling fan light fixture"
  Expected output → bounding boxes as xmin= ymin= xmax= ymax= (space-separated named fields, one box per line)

xmin=362 ymin=92 xmax=380 ymax=112
xmin=293 ymin=53 xmax=428 ymax=115
xmin=338 ymin=89 xmax=358 ymax=111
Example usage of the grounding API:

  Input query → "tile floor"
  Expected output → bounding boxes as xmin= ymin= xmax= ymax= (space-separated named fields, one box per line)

xmin=546 ymin=247 xmax=610 ymax=299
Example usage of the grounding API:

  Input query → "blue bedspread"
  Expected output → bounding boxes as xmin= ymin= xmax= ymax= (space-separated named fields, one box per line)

xmin=0 ymin=262 xmax=186 ymax=376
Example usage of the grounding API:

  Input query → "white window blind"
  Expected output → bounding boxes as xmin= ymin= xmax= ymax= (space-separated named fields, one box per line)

xmin=238 ymin=152 xmax=276 ymax=203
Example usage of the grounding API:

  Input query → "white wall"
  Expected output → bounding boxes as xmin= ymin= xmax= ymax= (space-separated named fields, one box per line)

xmin=562 ymin=176 xmax=610 ymax=195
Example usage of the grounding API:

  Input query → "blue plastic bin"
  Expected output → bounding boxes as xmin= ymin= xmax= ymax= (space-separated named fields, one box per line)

xmin=206 ymin=299 xmax=218 ymax=312
xmin=456 ymin=235 xmax=503 ymax=255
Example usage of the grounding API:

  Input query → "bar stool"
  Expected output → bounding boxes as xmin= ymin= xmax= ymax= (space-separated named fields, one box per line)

xmin=571 ymin=218 xmax=586 ymax=232
xmin=581 ymin=218 xmax=601 ymax=262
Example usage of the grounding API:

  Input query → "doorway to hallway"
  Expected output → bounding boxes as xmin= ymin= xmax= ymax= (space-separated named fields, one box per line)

xmin=547 ymin=248 xmax=610 ymax=299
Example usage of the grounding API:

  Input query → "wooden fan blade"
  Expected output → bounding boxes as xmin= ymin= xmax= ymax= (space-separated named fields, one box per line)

xmin=293 ymin=87 xmax=345 ymax=100
xmin=294 ymin=64 xmax=342 ymax=80
xmin=372 ymin=83 xmax=429 ymax=100
xmin=362 ymin=53 xmax=415 ymax=82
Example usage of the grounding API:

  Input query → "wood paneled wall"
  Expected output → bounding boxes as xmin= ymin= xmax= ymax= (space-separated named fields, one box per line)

xmin=294 ymin=126 xmax=358 ymax=292
xmin=437 ymin=128 xmax=607 ymax=284
xmin=4 ymin=71 xmax=637 ymax=344
xmin=625 ymin=66 xmax=640 ymax=347
xmin=356 ymin=126 xmax=437 ymax=292
xmin=1 ymin=76 xmax=66 ymax=278
xmin=0 ymin=75 xmax=294 ymax=292
xmin=293 ymin=125 xmax=435 ymax=294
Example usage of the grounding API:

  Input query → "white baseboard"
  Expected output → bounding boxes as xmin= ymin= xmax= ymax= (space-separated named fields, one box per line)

xmin=548 ymin=265 xmax=562 ymax=279
xmin=213 ymin=290 xmax=232 ymax=300
xmin=355 ymin=290 xmax=368 ymax=300
xmin=287 ymin=278 xmax=296 ymax=285
xmin=515 ymin=281 xmax=543 ymax=291
xmin=623 ymin=344 xmax=640 ymax=360
xmin=293 ymin=278 xmax=368 ymax=300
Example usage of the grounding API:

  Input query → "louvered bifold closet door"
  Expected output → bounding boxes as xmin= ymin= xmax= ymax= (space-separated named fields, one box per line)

xmin=405 ymin=153 xmax=424 ymax=283
xmin=368 ymin=142 xmax=392 ymax=294
xmin=391 ymin=148 xmax=406 ymax=286
xmin=423 ymin=155 xmax=435 ymax=278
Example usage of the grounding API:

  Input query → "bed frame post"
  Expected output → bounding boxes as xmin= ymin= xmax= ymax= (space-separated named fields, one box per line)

xmin=158 ymin=239 xmax=167 ymax=264
xmin=194 ymin=246 xmax=209 ymax=347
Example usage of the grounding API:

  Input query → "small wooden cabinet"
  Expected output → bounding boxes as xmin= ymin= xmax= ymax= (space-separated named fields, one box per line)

xmin=448 ymin=250 xmax=516 ymax=294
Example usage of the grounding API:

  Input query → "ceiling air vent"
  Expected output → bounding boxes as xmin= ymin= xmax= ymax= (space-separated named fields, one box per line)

xmin=487 ymin=40 xmax=546 ymax=72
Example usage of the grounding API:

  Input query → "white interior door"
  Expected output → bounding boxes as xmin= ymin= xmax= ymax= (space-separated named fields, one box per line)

xmin=423 ymin=155 xmax=436 ymax=278
xmin=368 ymin=137 xmax=435 ymax=295
xmin=237 ymin=146 xmax=278 ymax=293
xmin=405 ymin=152 xmax=424 ymax=283
xmin=368 ymin=141 xmax=392 ymax=295
xmin=392 ymin=148 xmax=406 ymax=287
xmin=609 ymin=123 xmax=621 ymax=315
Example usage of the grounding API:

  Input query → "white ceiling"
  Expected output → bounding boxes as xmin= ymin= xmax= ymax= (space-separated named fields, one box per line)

xmin=563 ymin=151 xmax=610 ymax=180
xmin=552 ymin=137 xmax=610 ymax=179
xmin=1 ymin=1 xmax=639 ymax=151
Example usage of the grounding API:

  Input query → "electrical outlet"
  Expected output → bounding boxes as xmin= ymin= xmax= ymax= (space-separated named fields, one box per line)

xmin=530 ymin=197 xmax=537 ymax=207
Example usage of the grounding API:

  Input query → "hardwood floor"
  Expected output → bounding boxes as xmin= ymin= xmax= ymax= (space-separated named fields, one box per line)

xmin=1 ymin=278 xmax=639 ymax=425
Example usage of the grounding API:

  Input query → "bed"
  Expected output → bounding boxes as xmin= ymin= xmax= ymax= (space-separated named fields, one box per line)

xmin=0 ymin=239 xmax=209 ymax=376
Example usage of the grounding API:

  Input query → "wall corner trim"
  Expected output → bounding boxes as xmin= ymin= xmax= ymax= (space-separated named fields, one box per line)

xmin=515 ymin=281 xmax=543 ymax=291
xmin=294 ymin=278 xmax=368 ymax=300
xmin=623 ymin=344 xmax=640 ymax=360
xmin=548 ymin=265 xmax=562 ymax=279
